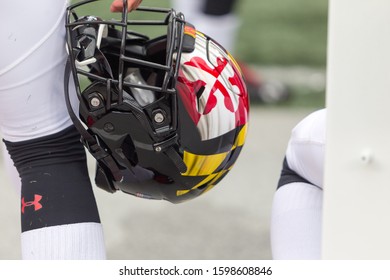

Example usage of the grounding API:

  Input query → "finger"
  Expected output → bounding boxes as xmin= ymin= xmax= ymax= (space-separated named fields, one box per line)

xmin=110 ymin=0 xmax=142 ymax=13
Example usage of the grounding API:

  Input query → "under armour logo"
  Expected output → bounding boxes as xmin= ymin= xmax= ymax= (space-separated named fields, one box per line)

xmin=21 ymin=195 xmax=43 ymax=214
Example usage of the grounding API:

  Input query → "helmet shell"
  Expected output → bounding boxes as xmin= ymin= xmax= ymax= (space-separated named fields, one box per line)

xmin=65 ymin=3 xmax=249 ymax=203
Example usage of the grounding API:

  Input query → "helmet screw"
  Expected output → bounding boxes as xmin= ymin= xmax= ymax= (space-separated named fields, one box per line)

xmin=154 ymin=112 xmax=165 ymax=123
xmin=90 ymin=97 xmax=101 ymax=107
xmin=155 ymin=146 xmax=162 ymax=152
xmin=103 ymin=122 xmax=114 ymax=132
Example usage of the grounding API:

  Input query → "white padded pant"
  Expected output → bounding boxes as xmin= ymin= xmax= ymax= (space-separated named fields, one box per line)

xmin=0 ymin=0 xmax=76 ymax=142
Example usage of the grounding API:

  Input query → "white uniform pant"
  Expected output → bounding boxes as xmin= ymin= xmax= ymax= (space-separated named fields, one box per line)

xmin=0 ymin=0 xmax=75 ymax=143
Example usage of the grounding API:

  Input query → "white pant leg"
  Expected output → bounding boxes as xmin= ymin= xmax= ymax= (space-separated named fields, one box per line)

xmin=0 ymin=0 xmax=75 ymax=142
xmin=286 ymin=109 xmax=327 ymax=189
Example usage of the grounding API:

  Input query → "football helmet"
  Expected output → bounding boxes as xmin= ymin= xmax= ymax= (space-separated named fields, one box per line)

xmin=64 ymin=0 xmax=249 ymax=203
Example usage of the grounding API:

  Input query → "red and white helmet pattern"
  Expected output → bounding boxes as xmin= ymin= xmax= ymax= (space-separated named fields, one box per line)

xmin=176 ymin=28 xmax=249 ymax=141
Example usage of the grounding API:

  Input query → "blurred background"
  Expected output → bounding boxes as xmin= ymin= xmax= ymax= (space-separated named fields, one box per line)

xmin=0 ymin=0 xmax=328 ymax=259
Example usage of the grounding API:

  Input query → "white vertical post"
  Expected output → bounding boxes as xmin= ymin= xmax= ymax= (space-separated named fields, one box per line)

xmin=323 ymin=0 xmax=390 ymax=259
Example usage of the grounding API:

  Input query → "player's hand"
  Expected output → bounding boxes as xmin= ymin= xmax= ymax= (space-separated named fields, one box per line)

xmin=110 ymin=0 xmax=142 ymax=12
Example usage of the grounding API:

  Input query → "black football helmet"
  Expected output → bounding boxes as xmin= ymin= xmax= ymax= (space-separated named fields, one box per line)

xmin=64 ymin=0 xmax=249 ymax=203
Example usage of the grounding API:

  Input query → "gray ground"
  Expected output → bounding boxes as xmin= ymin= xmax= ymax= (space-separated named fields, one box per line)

xmin=0 ymin=107 xmax=315 ymax=260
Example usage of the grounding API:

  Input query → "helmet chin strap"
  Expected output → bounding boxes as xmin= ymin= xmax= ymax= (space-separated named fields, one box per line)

xmin=64 ymin=58 xmax=123 ymax=182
